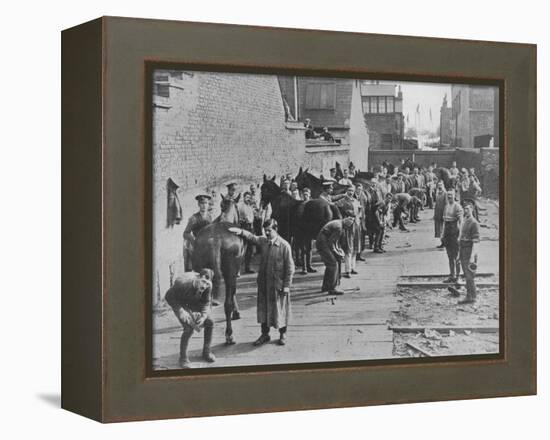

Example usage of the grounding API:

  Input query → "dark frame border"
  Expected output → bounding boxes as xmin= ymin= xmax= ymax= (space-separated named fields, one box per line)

xmin=144 ymin=61 xmax=507 ymax=379
xmin=62 ymin=16 xmax=535 ymax=422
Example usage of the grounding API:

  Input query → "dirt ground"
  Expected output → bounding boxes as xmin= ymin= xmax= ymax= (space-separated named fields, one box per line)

xmin=390 ymin=197 xmax=500 ymax=358
xmin=391 ymin=285 xmax=499 ymax=357
xmin=152 ymin=196 xmax=500 ymax=369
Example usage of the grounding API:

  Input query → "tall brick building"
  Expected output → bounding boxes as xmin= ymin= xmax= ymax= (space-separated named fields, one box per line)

xmin=450 ymin=85 xmax=497 ymax=148
xmin=361 ymin=82 xmax=405 ymax=150
xmin=279 ymin=77 xmax=370 ymax=174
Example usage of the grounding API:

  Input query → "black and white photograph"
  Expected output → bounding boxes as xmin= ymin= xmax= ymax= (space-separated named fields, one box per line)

xmin=151 ymin=70 xmax=500 ymax=370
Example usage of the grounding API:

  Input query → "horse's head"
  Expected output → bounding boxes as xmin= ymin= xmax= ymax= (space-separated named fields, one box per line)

xmin=294 ymin=167 xmax=310 ymax=189
xmin=261 ymin=174 xmax=280 ymax=208
xmin=219 ymin=195 xmax=240 ymax=225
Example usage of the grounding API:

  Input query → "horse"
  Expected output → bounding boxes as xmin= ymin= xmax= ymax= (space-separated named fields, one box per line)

xmin=260 ymin=175 xmax=303 ymax=243
xmin=295 ymin=167 xmax=348 ymax=198
xmin=214 ymin=193 xmax=240 ymax=224
xmin=261 ymin=175 xmax=341 ymax=271
xmin=192 ymin=221 xmax=244 ymax=345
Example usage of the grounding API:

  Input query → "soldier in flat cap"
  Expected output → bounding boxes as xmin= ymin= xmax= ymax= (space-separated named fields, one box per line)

xmin=183 ymin=194 xmax=212 ymax=272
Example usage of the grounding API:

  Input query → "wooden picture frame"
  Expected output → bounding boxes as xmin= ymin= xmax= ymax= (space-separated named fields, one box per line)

xmin=61 ymin=16 xmax=536 ymax=422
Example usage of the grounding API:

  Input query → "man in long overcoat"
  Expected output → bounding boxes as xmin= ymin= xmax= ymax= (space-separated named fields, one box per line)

xmin=229 ymin=219 xmax=295 ymax=346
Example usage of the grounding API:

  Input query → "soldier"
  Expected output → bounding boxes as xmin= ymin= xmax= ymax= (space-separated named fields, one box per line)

xmin=442 ymin=189 xmax=464 ymax=283
xmin=449 ymin=161 xmax=459 ymax=177
xmin=411 ymin=167 xmax=424 ymax=190
xmin=229 ymin=219 xmax=295 ymax=346
xmin=280 ymin=179 xmax=292 ymax=196
xmin=164 ymin=269 xmax=216 ymax=369
xmin=354 ymin=182 xmax=369 ymax=261
xmin=392 ymin=193 xmax=421 ymax=230
xmin=425 ymin=165 xmax=436 ymax=209
xmin=338 ymin=169 xmax=354 ymax=186
xmin=433 ymin=181 xmax=447 ymax=248
xmin=316 ymin=214 xmax=355 ymax=296
xmin=454 ymin=203 xmax=481 ymax=304
xmin=335 ymin=185 xmax=361 ymax=277
xmin=392 ymin=173 xmax=406 ymax=194
xmin=373 ymin=196 xmax=391 ymax=253
xmin=381 ymin=175 xmax=393 ymax=197
xmin=225 ymin=182 xmax=240 ymax=201
xmin=183 ymin=194 xmax=213 ymax=272
xmin=302 ymin=187 xmax=312 ymax=202
xmin=319 ymin=180 xmax=335 ymax=203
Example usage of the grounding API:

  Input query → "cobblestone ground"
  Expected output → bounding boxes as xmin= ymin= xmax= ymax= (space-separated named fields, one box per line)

xmin=152 ymin=197 xmax=500 ymax=370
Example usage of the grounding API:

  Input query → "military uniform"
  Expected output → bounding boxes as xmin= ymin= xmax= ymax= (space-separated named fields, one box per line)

xmin=316 ymin=220 xmax=346 ymax=294
xmin=183 ymin=211 xmax=212 ymax=271
xmin=459 ymin=216 xmax=480 ymax=302
xmin=433 ymin=189 xmax=447 ymax=238
xmin=165 ymin=272 xmax=215 ymax=368
xmin=335 ymin=196 xmax=361 ymax=274
xmin=442 ymin=202 xmax=464 ymax=281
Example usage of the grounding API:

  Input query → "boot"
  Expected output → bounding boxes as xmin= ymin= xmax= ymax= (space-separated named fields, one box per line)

xmin=202 ymin=324 xmax=216 ymax=363
xmin=179 ymin=329 xmax=193 ymax=369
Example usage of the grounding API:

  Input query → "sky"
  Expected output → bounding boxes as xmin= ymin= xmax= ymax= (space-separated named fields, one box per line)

xmin=392 ymin=81 xmax=452 ymax=133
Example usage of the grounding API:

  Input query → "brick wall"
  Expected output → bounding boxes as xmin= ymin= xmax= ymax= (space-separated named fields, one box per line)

xmin=298 ymin=78 xmax=352 ymax=129
xmin=480 ymin=148 xmax=499 ymax=198
xmin=364 ymin=113 xmax=404 ymax=150
xmin=152 ymin=71 xmax=306 ymax=304
xmin=369 ymin=148 xmax=499 ymax=197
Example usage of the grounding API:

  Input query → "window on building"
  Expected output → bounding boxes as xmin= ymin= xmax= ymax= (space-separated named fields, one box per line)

xmin=154 ymin=83 xmax=170 ymax=98
xmin=387 ymin=97 xmax=394 ymax=113
xmin=154 ymin=73 xmax=170 ymax=98
xmin=378 ymin=97 xmax=386 ymax=113
xmin=369 ymin=97 xmax=377 ymax=113
xmin=305 ymin=83 xmax=336 ymax=109
xmin=363 ymin=98 xmax=370 ymax=114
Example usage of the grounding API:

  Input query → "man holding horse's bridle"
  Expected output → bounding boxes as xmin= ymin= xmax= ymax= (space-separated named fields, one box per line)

xmin=183 ymin=194 xmax=213 ymax=272
xmin=229 ymin=219 xmax=295 ymax=347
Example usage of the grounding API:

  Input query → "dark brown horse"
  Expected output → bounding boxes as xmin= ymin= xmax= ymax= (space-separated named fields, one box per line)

xmin=261 ymin=175 xmax=341 ymax=270
xmin=213 ymin=193 xmax=241 ymax=224
xmin=295 ymin=167 xmax=348 ymax=198
xmin=192 ymin=218 xmax=243 ymax=345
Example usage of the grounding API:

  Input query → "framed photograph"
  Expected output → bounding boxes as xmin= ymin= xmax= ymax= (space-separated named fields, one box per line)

xmin=62 ymin=16 xmax=536 ymax=422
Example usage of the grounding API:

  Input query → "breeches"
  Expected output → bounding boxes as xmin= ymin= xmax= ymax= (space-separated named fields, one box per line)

xmin=316 ymin=239 xmax=339 ymax=292
xmin=459 ymin=243 xmax=476 ymax=297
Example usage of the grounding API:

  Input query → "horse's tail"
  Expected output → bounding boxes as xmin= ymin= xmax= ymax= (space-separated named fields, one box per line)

xmin=210 ymin=241 xmax=223 ymax=302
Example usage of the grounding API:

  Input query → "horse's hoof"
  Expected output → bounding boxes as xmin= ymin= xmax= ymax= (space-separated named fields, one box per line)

xmin=232 ymin=311 xmax=241 ymax=320
xmin=225 ymin=336 xmax=236 ymax=345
